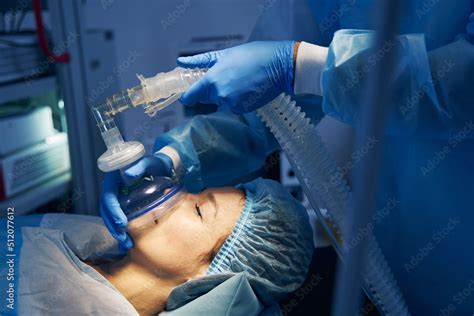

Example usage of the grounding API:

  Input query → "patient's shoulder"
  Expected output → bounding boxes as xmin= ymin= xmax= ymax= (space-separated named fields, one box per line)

xmin=16 ymin=227 xmax=138 ymax=315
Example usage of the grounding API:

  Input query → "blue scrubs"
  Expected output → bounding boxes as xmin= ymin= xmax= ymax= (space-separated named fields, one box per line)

xmin=155 ymin=0 xmax=474 ymax=314
xmin=319 ymin=1 xmax=474 ymax=314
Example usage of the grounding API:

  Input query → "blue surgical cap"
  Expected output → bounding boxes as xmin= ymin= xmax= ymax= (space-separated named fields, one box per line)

xmin=167 ymin=178 xmax=314 ymax=309
xmin=206 ymin=178 xmax=314 ymax=304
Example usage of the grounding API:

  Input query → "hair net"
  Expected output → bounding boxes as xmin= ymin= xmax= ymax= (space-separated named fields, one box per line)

xmin=167 ymin=178 xmax=314 ymax=309
xmin=211 ymin=178 xmax=314 ymax=304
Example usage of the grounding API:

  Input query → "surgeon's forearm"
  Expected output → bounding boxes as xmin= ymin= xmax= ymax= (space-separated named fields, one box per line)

xmin=293 ymin=41 xmax=329 ymax=96
xmin=153 ymin=112 xmax=278 ymax=192
xmin=322 ymin=30 xmax=474 ymax=137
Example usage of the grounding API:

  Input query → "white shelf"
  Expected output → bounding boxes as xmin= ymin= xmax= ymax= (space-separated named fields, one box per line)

xmin=0 ymin=172 xmax=71 ymax=217
xmin=0 ymin=76 xmax=57 ymax=105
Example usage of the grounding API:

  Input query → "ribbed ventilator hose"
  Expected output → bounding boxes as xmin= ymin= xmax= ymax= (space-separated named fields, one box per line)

xmin=257 ymin=94 xmax=410 ymax=316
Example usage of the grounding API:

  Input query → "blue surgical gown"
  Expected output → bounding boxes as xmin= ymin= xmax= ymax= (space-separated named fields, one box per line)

xmin=154 ymin=1 xmax=474 ymax=314
xmin=319 ymin=1 xmax=474 ymax=314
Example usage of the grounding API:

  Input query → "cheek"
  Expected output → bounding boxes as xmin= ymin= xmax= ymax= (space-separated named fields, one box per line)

xmin=160 ymin=219 xmax=204 ymax=252
xmin=133 ymin=215 xmax=210 ymax=277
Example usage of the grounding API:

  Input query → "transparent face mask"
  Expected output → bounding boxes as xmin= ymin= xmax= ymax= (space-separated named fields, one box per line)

xmin=119 ymin=176 xmax=186 ymax=231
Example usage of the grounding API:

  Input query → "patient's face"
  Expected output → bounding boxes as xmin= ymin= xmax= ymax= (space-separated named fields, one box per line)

xmin=128 ymin=187 xmax=245 ymax=282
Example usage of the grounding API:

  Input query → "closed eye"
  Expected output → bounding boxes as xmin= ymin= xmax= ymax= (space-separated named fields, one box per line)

xmin=195 ymin=203 xmax=202 ymax=219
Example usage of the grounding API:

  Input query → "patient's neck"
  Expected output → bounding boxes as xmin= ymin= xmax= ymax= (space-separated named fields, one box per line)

xmin=95 ymin=252 xmax=178 ymax=315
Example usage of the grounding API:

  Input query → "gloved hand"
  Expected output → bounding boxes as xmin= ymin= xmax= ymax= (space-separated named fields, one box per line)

xmin=178 ymin=41 xmax=295 ymax=113
xmin=100 ymin=153 xmax=174 ymax=250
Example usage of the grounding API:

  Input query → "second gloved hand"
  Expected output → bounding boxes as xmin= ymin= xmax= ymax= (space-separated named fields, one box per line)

xmin=100 ymin=152 xmax=174 ymax=250
xmin=178 ymin=41 xmax=295 ymax=113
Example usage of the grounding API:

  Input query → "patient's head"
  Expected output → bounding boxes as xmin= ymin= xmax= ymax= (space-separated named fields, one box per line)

xmin=128 ymin=187 xmax=245 ymax=283
xmin=125 ymin=178 xmax=314 ymax=307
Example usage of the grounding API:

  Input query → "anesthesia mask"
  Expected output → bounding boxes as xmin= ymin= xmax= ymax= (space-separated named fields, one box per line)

xmin=119 ymin=176 xmax=186 ymax=231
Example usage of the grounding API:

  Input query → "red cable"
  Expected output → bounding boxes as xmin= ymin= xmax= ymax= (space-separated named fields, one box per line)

xmin=32 ymin=0 xmax=70 ymax=64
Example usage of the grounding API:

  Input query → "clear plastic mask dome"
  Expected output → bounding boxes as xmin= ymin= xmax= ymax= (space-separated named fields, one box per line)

xmin=119 ymin=176 xmax=186 ymax=231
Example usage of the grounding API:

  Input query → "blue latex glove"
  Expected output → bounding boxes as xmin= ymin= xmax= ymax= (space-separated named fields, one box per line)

xmin=99 ymin=153 xmax=174 ymax=250
xmin=177 ymin=41 xmax=295 ymax=113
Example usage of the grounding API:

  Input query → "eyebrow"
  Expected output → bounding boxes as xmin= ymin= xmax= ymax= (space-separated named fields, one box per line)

xmin=208 ymin=192 xmax=218 ymax=218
